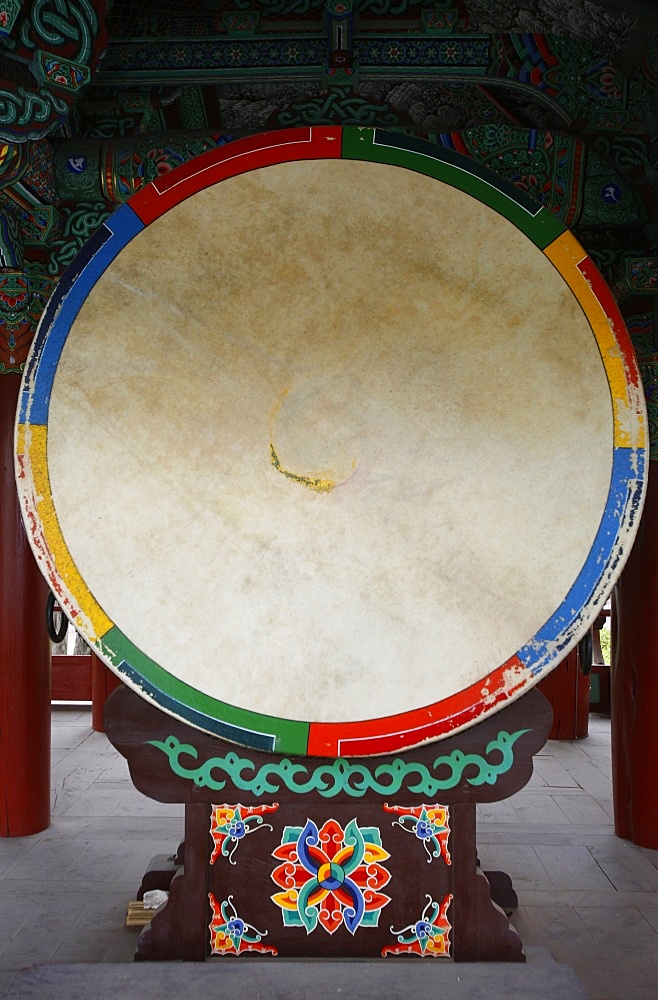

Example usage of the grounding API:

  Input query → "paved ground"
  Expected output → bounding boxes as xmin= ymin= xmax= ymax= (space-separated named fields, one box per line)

xmin=0 ymin=708 xmax=657 ymax=999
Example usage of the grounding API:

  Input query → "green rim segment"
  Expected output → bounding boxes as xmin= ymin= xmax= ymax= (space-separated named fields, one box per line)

xmin=98 ymin=626 xmax=310 ymax=754
xmin=342 ymin=127 xmax=565 ymax=249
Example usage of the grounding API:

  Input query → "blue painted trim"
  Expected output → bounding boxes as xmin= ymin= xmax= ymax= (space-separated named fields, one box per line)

xmin=116 ymin=660 xmax=277 ymax=752
xmin=518 ymin=447 xmax=646 ymax=674
xmin=19 ymin=206 xmax=144 ymax=425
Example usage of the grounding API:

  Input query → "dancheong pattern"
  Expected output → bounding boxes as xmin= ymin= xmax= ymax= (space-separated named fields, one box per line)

xmin=209 ymin=802 xmax=279 ymax=865
xmin=628 ymin=313 xmax=658 ymax=462
xmin=437 ymin=126 xmax=584 ymax=226
xmin=147 ymin=728 xmax=529 ymax=794
xmin=0 ymin=0 xmax=108 ymax=141
xmin=208 ymin=894 xmax=277 ymax=956
xmin=271 ymin=818 xmax=391 ymax=935
xmin=383 ymin=803 xmax=451 ymax=864
xmin=205 ymin=801 xmax=454 ymax=954
xmin=382 ymin=893 xmax=453 ymax=957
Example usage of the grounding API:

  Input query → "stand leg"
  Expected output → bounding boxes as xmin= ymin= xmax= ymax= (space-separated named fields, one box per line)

xmin=136 ymin=803 xmax=210 ymax=961
xmin=451 ymin=804 xmax=524 ymax=962
xmin=482 ymin=871 xmax=518 ymax=915
xmin=137 ymin=854 xmax=182 ymax=900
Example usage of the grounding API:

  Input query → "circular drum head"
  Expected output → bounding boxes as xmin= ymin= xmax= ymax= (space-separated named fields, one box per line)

xmin=16 ymin=127 xmax=646 ymax=756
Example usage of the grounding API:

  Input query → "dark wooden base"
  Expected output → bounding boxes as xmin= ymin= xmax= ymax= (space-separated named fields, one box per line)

xmin=105 ymin=686 xmax=552 ymax=963
xmin=482 ymin=870 xmax=519 ymax=916
xmin=137 ymin=854 xmax=181 ymax=901
xmin=134 ymin=802 xmax=523 ymax=963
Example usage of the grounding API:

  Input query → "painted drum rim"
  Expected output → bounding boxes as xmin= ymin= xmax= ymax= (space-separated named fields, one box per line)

xmin=15 ymin=126 xmax=647 ymax=756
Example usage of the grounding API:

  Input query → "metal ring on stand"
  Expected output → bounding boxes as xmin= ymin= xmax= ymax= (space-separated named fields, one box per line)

xmin=46 ymin=592 xmax=68 ymax=644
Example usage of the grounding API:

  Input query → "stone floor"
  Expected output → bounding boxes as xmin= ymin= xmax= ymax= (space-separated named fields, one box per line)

xmin=0 ymin=708 xmax=657 ymax=999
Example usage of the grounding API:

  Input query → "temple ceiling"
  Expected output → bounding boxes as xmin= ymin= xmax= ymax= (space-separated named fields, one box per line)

xmin=0 ymin=1 xmax=656 ymax=374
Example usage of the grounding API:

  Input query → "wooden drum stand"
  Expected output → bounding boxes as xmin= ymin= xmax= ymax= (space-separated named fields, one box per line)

xmin=105 ymin=685 xmax=551 ymax=963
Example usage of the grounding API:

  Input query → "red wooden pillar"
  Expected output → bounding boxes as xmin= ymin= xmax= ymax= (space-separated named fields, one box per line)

xmin=611 ymin=464 xmax=658 ymax=847
xmin=0 ymin=376 xmax=51 ymax=836
xmin=537 ymin=645 xmax=590 ymax=740
xmin=91 ymin=653 xmax=122 ymax=732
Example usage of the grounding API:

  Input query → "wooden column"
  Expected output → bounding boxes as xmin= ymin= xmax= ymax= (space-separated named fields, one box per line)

xmin=537 ymin=645 xmax=590 ymax=740
xmin=91 ymin=653 xmax=122 ymax=732
xmin=611 ymin=463 xmax=658 ymax=848
xmin=0 ymin=375 xmax=51 ymax=836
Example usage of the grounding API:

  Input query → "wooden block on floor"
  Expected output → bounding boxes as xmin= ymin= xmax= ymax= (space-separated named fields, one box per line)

xmin=125 ymin=901 xmax=153 ymax=927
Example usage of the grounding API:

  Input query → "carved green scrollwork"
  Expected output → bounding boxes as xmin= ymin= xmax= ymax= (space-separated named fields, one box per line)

xmin=628 ymin=314 xmax=658 ymax=462
xmin=0 ymin=207 xmax=22 ymax=268
xmin=146 ymin=729 xmax=530 ymax=798
xmin=47 ymin=202 xmax=112 ymax=276
xmin=0 ymin=86 xmax=69 ymax=139
xmin=0 ymin=0 xmax=108 ymax=140
xmin=275 ymin=86 xmax=401 ymax=127
xmin=20 ymin=0 xmax=98 ymax=66
xmin=0 ymin=259 xmax=53 ymax=372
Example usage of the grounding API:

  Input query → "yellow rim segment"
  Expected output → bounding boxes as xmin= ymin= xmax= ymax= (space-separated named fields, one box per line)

xmin=24 ymin=423 xmax=114 ymax=640
xmin=16 ymin=422 xmax=26 ymax=455
xmin=544 ymin=231 xmax=645 ymax=451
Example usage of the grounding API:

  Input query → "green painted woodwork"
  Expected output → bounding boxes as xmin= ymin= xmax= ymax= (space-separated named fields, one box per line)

xmin=147 ymin=728 xmax=530 ymax=797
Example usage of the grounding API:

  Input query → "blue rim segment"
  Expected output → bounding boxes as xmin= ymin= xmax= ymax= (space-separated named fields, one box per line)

xmin=518 ymin=447 xmax=646 ymax=675
xmin=19 ymin=205 xmax=144 ymax=425
xmin=116 ymin=660 xmax=277 ymax=752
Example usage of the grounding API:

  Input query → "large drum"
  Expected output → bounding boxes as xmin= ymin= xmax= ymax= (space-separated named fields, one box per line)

xmin=15 ymin=128 xmax=646 ymax=756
